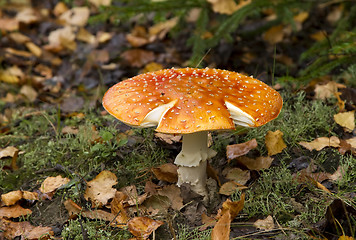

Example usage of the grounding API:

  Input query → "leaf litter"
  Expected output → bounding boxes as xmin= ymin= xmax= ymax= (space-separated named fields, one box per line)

xmin=0 ymin=0 xmax=355 ymax=239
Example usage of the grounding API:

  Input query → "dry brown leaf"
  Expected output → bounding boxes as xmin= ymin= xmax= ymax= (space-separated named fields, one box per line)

xmin=314 ymin=81 xmax=346 ymax=100
xmin=236 ymin=156 xmax=274 ymax=170
xmin=121 ymin=185 xmax=148 ymax=206
xmin=299 ymin=136 xmax=340 ymax=151
xmin=9 ymin=32 xmax=31 ymax=44
xmin=46 ymin=26 xmax=76 ymax=52
xmin=96 ymin=31 xmax=113 ymax=43
xmin=265 ymin=130 xmax=287 ymax=156
xmin=253 ymin=215 xmax=275 ymax=230
xmin=225 ymin=168 xmax=250 ymax=185
xmin=1 ymin=190 xmax=23 ymax=206
xmin=76 ymin=27 xmax=96 ymax=44
xmin=110 ymin=191 xmax=129 ymax=225
xmin=0 ymin=18 xmax=19 ymax=32
xmin=121 ymin=49 xmax=155 ymax=68
xmin=310 ymin=30 xmax=327 ymax=41
xmin=127 ymin=217 xmax=164 ymax=239
xmin=327 ymin=5 xmax=343 ymax=24
xmin=59 ymin=7 xmax=90 ymax=27
xmin=89 ymin=0 xmax=112 ymax=7
xmin=149 ymin=17 xmax=179 ymax=40
xmin=53 ymin=2 xmax=68 ymax=16
xmin=211 ymin=211 xmax=231 ymax=240
xmin=16 ymin=8 xmax=40 ymax=24
xmin=0 ymin=218 xmax=53 ymax=240
xmin=0 ymin=146 xmax=19 ymax=159
xmin=306 ymin=176 xmax=331 ymax=194
xmin=82 ymin=209 xmax=127 ymax=227
xmin=219 ymin=181 xmax=247 ymax=196
xmin=84 ymin=170 xmax=117 ymax=207
xmin=0 ymin=66 xmax=23 ymax=84
xmin=22 ymin=191 xmax=38 ymax=201
xmin=338 ymin=236 xmax=354 ymax=240
xmin=0 ymin=204 xmax=32 ymax=218
xmin=20 ymin=85 xmax=38 ymax=102
xmin=63 ymin=199 xmax=82 ymax=216
xmin=263 ymin=25 xmax=285 ymax=45
xmin=334 ymin=111 xmax=355 ymax=132
xmin=157 ymin=185 xmax=183 ymax=211
xmin=226 ymin=139 xmax=257 ymax=162
xmin=142 ymin=62 xmax=164 ymax=73
xmin=151 ymin=163 xmax=178 ymax=183
xmin=219 ymin=193 xmax=245 ymax=220
xmin=208 ymin=0 xmax=251 ymax=15
xmin=25 ymin=42 xmax=42 ymax=57
xmin=40 ymin=175 xmax=70 ymax=194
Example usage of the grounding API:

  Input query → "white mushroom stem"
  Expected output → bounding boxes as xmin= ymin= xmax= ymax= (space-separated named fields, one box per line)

xmin=174 ymin=131 xmax=217 ymax=197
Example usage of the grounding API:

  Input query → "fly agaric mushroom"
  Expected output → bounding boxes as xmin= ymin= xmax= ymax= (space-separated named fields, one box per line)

xmin=103 ymin=68 xmax=282 ymax=199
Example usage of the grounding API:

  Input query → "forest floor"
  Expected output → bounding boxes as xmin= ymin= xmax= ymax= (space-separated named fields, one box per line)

xmin=0 ymin=0 xmax=355 ymax=239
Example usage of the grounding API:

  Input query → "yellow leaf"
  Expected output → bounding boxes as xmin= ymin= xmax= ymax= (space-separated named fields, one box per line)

xmin=299 ymin=136 xmax=340 ymax=151
xmin=207 ymin=0 xmax=251 ymax=15
xmin=334 ymin=111 xmax=355 ymax=132
xmin=263 ymin=25 xmax=285 ymax=45
xmin=40 ymin=175 xmax=70 ymax=194
xmin=84 ymin=170 xmax=117 ymax=207
xmin=265 ymin=130 xmax=287 ymax=156
xmin=127 ymin=217 xmax=164 ymax=239
xmin=254 ymin=215 xmax=275 ymax=230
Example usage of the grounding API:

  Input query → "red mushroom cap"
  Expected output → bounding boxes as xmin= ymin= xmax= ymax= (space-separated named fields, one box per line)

xmin=103 ymin=68 xmax=283 ymax=134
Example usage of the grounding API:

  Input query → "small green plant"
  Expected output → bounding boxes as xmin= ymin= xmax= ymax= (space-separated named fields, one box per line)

xmin=234 ymin=165 xmax=299 ymax=222
xmin=176 ymin=224 xmax=211 ymax=240
xmin=61 ymin=218 xmax=131 ymax=240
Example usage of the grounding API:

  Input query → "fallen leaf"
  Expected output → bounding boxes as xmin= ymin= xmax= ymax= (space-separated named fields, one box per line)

xmin=25 ymin=42 xmax=42 ymax=57
xmin=0 ymin=146 xmax=19 ymax=159
xmin=59 ymin=7 xmax=90 ymax=27
xmin=338 ymin=236 xmax=354 ymax=240
xmin=0 ymin=218 xmax=53 ymax=240
xmin=334 ymin=111 xmax=355 ymax=132
xmin=16 ymin=8 xmax=40 ymax=24
xmin=306 ymin=176 xmax=331 ymax=194
xmin=208 ymin=0 xmax=251 ymax=15
xmin=226 ymin=139 xmax=257 ymax=162
xmin=53 ymin=2 xmax=68 ymax=16
xmin=149 ymin=17 xmax=179 ymax=40
xmin=0 ymin=18 xmax=19 ymax=32
xmin=76 ymin=27 xmax=96 ymax=44
xmin=151 ymin=163 xmax=178 ymax=183
xmin=225 ymin=168 xmax=250 ymax=185
xmin=219 ymin=181 xmax=247 ymax=196
xmin=0 ymin=66 xmax=23 ymax=84
xmin=89 ymin=0 xmax=112 ymax=7
xmin=254 ymin=215 xmax=275 ymax=230
xmin=63 ymin=199 xmax=82 ymax=216
xmin=84 ymin=170 xmax=117 ymax=207
xmin=263 ymin=24 xmax=285 ymax=45
xmin=22 ymin=191 xmax=38 ymax=201
xmin=110 ymin=191 xmax=129 ymax=225
xmin=219 ymin=193 xmax=245 ymax=220
xmin=314 ymin=81 xmax=346 ymax=100
xmin=127 ymin=217 xmax=164 ymax=239
xmin=45 ymin=26 xmax=76 ymax=52
xmin=40 ymin=175 xmax=70 ymax=194
xmin=1 ymin=190 xmax=23 ymax=206
xmin=0 ymin=204 xmax=32 ymax=218
xmin=121 ymin=49 xmax=155 ymax=68
xmin=236 ymin=156 xmax=274 ymax=170
xmin=157 ymin=185 xmax=183 ymax=211
xmin=299 ymin=136 xmax=340 ymax=151
xmin=310 ymin=30 xmax=327 ymax=41
xmin=327 ymin=5 xmax=343 ymax=24
xmin=211 ymin=211 xmax=231 ymax=240
xmin=20 ymin=85 xmax=38 ymax=102
xmin=265 ymin=130 xmax=287 ymax=156
xmin=82 ymin=209 xmax=126 ymax=227
xmin=121 ymin=185 xmax=148 ymax=206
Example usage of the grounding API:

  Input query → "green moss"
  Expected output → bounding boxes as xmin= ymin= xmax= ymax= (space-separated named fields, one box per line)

xmin=61 ymin=218 xmax=131 ymax=240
